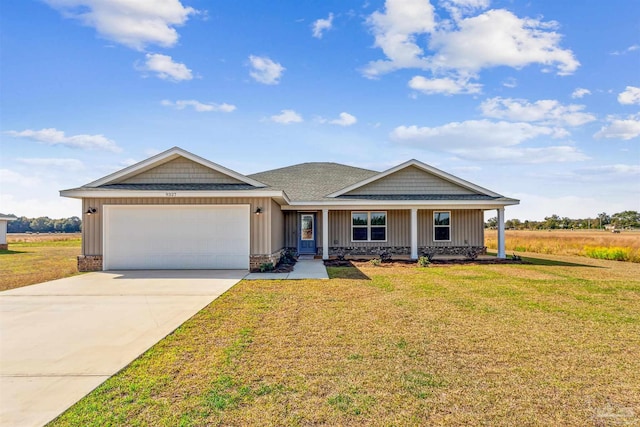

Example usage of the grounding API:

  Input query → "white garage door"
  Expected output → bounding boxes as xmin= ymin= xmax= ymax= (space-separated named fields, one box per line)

xmin=103 ymin=205 xmax=250 ymax=270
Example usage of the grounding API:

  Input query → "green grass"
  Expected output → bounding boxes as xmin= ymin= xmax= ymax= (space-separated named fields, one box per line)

xmin=0 ymin=235 xmax=82 ymax=291
xmin=49 ymin=254 xmax=640 ymax=426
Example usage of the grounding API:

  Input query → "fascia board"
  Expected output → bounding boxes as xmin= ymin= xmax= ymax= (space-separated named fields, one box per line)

xmin=280 ymin=199 xmax=520 ymax=210
xmin=59 ymin=189 xmax=287 ymax=199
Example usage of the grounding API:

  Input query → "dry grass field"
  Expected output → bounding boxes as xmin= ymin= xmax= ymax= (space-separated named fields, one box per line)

xmin=51 ymin=254 xmax=640 ymax=427
xmin=0 ymin=233 xmax=81 ymax=291
xmin=486 ymin=229 xmax=640 ymax=262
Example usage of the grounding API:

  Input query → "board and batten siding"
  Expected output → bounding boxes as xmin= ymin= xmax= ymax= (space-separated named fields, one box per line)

xmin=270 ymin=199 xmax=285 ymax=253
xmin=81 ymin=197 xmax=274 ymax=256
xmin=329 ymin=210 xmax=411 ymax=247
xmin=344 ymin=166 xmax=477 ymax=196
xmin=284 ymin=211 xmax=297 ymax=248
xmin=282 ymin=209 xmax=483 ymax=250
xmin=418 ymin=209 xmax=484 ymax=246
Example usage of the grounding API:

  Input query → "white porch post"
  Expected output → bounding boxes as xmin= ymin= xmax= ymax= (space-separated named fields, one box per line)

xmin=410 ymin=208 xmax=418 ymax=260
xmin=322 ymin=209 xmax=329 ymax=260
xmin=497 ymin=207 xmax=506 ymax=259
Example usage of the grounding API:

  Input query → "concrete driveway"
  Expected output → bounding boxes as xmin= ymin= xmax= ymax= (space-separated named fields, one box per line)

xmin=0 ymin=270 xmax=246 ymax=427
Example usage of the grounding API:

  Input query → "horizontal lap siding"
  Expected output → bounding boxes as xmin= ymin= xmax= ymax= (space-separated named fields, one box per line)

xmin=82 ymin=197 xmax=272 ymax=256
xmin=418 ymin=209 xmax=483 ymax=246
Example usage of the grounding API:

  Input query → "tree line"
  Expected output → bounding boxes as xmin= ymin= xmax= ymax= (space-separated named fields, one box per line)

xmin=486 ymin=210 xmax=640 ymax=230
xmin=7 ymin=216 xmax=82 ymax=233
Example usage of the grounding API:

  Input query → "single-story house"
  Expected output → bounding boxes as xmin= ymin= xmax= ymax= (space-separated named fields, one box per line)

xmin=0 ymin=214 xmax=17 ymax=250
xmin=60 ymin=147 xmax=518 ymax=271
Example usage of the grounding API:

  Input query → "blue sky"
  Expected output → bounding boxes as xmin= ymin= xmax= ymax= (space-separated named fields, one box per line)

xmin=1 ymin=0 xmax=638 ymax=220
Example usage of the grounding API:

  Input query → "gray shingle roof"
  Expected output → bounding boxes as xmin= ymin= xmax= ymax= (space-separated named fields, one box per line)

xmin=248 ymin=163 xmax=378 ymax=201
xmin=338 ymin=194 xmax=499 ymax=200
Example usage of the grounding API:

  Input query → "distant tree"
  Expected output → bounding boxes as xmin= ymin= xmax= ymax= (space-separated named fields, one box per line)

xmin=597 ymin=212 xmax=611 ymax=229
xmin=485 ymin=217 xmax=498 ymax=228
xmin=544 ymin=214 xmax=561 ymax=229
xmin=7 ymin=215 xmax=81 ymax=233
xmin=611 ymin=211 xmax=640 ymax=228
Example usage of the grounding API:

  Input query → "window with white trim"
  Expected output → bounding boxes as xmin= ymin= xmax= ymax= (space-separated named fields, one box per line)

xmin=351 ymin=211 xmax=386 ymax=242
xmin=433 ymin=211 xmax=451 ymax=241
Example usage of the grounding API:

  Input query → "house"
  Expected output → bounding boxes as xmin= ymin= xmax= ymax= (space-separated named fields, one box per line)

xmin=60 ymin=147 xmax=518 ymax=271
xmin=0 ymin=214 xmax=17 ymax=250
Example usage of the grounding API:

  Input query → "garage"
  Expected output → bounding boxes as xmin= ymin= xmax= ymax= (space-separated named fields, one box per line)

xmin=103 ymin=205 xmax=250 ymax=270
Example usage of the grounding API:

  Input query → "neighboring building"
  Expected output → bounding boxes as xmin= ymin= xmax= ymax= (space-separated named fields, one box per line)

xmin=60 ymin=147 xmax=518 ymax=271
xmin=0 ymin=214 xmax=17 ymax=250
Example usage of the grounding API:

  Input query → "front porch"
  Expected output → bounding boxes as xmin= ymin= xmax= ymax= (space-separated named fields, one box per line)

xmin=283 ymin=208 xmax=508 ymax=260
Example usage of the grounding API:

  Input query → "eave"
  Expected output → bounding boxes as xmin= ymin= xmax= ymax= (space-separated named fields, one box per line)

xmin=280 ymin=197 xmax=519 ymax=210
xmin=59 ymin=188 xmax=291 ymax=205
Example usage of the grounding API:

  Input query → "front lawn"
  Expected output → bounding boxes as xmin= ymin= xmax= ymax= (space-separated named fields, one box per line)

xmin=0 ymin=234 xmax=81 ymax=291
xmin=51 ymin=254 xmax=640 ymax=426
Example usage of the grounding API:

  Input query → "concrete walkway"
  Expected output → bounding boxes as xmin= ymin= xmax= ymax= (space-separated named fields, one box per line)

xmin=244 ymin=259 xmax=329 ymax=280
xmin=0 ymin=270 xmax=245 ymax=427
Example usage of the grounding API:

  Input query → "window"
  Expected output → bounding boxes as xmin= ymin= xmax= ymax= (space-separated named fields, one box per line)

xmin=352 ymin=211 xmax=386 ymax=242
xmin=434 ymin=211 xmax=451 ymax=241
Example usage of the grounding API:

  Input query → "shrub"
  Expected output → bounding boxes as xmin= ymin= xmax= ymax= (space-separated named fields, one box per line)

xmin=259 ymin=262 xmax=274 ymax=272
xmin=369 ymin=258 xmax=381 ymax=267
xmin=417 ymin=256 xmax=431 ymax=267
xmin=583 ymin=246 xmax=631 ymax=262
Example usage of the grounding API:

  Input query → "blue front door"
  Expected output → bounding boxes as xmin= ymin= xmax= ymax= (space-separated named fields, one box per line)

xmin=298 ymin=213 xmax=316 ymax=254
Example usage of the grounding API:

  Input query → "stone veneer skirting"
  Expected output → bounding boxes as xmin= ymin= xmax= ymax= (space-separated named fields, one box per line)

xmin=319 ymin=246 xmax=487 ymax=257
xmin=249 ymin=249 xmax=285 ymax=271
xmin=78 ymin=255 xmax=103 ymax=272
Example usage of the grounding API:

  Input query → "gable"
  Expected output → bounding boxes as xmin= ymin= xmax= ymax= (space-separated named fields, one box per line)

xmin=342 ymin=166 xmax=478 ymax=196
xmin=119 ymin=157 xmax=246 ymax=185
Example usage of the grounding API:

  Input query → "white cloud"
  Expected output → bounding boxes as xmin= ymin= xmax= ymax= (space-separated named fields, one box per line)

xmin=441 ymin=0 xmax=489 ymax=20
xmin=161 ymin=99 xmax=236 ymax=112
xmin=17 ymin=158 xmax=85 ymax=171
xmin=480 ymin=97 xmax=596 ymax=126
xmin=611 ymin=44 xmax=640 ymax=56
xmin=594 ymin=115 xmax=640 ymax=140
xmin=575 ymin=164 xmax=640 ymax=178
xmin=571 ymin=88 xmax=591 ymax=99
xmin=43 ymin=0 xmax=196 ymax=50
xmin=141 ymin=53 xmax=192 ymax=81
xmin=270 ymin=109 xmax=303 ymax=124
xmin=364 ymin=3 xmax=579 ymax=79
xmin=364 ymin=0 xmax=436 ymax=77
xmin=0 ymin=169 xmax=41 ymax=187
xmin=312 ymin=13 xmax=334 ymax=38
xmin=429 ymin=9 xmax=579 ymax=76
xmin=390 ymin=119 xmax=586 ymax=163
xmin=0 ymin=192 xmax=81 ymax=219
xmin=502 ymin=77 xmax=517 ymax=88
xmin=409 ymin=75 xmax=482 ymax=95
xmin=618 ymin=86 xmax=640 ymax=105
xmin=328 ymin=112 xmax=357 ymax=126
xmin=392 ymin=119 xmax=563 ymax=148
xmin=249 ymin=55 xmax=285 ymax=85
xmin=5 ymin=128 xmax=121 ymax=152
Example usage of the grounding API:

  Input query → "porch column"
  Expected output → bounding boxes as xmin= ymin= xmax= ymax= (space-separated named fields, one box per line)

xmin=410 ymin=208 xmax=418 ymax=260
xmin=322 ymin=209 xmax=329 ymax=260
xmin=497 ymin=207 xmax=506 ymax=259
